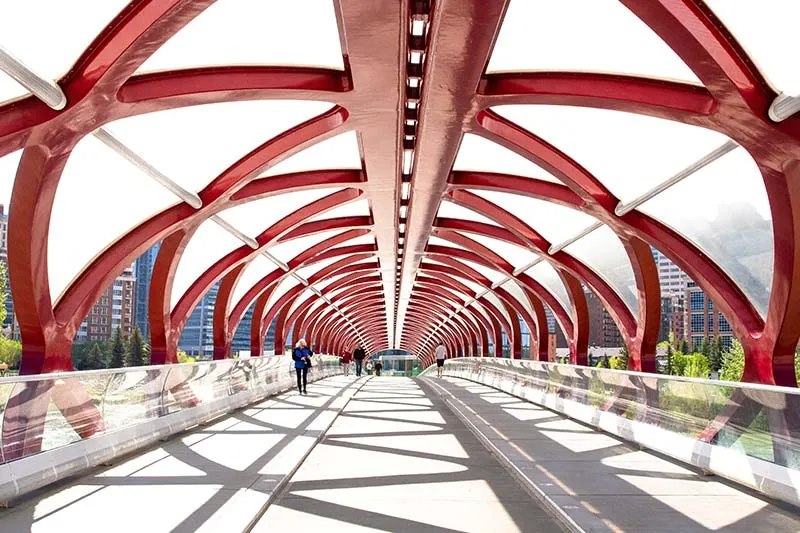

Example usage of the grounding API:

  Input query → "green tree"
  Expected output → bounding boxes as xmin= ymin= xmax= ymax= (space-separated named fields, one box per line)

xmin=108 ymin=327 xmax=125 ymax=368
xmin=177 ymin=350 xmax=195 ymax=364
xmin=596 ymin=355 xmax=610 ymax=369
xmin=699 ymin=338 xmax=710 ymax=358
xmin=0 ymin=336 xmax=22 ymax=370
xmin=83 ymin=343 xmax=107 ymax=370
xmin=609 ymin=355 xmax=627 ymax=370
xmin=0 ymin=261 xmax=7 ymax=326
xmin=720 ymin=339 xmax=745 ymax=382
xmin=683 ymin=353 xmax=709 ymax=378
xmin=665 ymin=342 xmax=674 ymax=375
xmin=707 ymin=337 xmax=722 ymax=373
xmin=125 ymin=326 xmax=148 ymax=367
xmin=680 ymin=339 xmax=690 ymax=355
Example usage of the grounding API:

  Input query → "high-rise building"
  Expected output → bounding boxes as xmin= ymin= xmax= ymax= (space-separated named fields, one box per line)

xmin=134 ymin=242 xmax=160 ymax=340
xmin=651 ymin=247 xmax=689 ymax=297
xmin=685 ymin=280 xmax=734 ymax=351
xmin=179 ymin=282 xmax=218 ymax=357
xmin=231 ymin=303 xmax=254 ymax=355
xmin=77 ymin=263 xmax=136 ymax=342
xmin=0 ymin=204 xmax=13 ymax=330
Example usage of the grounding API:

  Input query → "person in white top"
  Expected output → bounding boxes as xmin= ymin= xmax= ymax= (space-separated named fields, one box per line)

xmin=435 ymin=343 xmax=446 ymax=377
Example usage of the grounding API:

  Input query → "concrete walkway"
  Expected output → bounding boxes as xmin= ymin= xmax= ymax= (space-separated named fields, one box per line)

xmin=0 ymin=375 xmax=364 ymax=533
xmin=426 ymin=376 xmax=800 ymax=532
xmin=252 ymin=377 xmax=564 ymax=532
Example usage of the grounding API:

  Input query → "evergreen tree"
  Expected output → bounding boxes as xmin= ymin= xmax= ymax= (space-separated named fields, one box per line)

xmin=699 ymin=338 xmax=710 ymax=358
xmin=125 ymin=326 xmax=147 ymax=367
xmin=720 ymin=339 xmax=745 ymax=382
xmin=680 ymin=339 xmax=690 ymax=355
xmin=84 ymin=343 xmax=107 ymax=370
xmin=596 ymin=355 xmax=610 ymax=369
xmin=665 ymin=343 xmax=674 ymax=375
xmin=108 ymin=327 xmax=125 ymax=368
xmin=708 ymin=337 xmax=722 ymax=373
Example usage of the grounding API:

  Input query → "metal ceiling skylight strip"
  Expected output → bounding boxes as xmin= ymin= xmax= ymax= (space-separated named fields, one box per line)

xmin=395 ymin=0 xmax=433 ymax=348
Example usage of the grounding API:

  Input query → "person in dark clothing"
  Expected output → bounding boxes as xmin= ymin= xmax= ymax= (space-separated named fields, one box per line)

xmin=292 ymin=339 xmax=313 ymax=394
xmin=374 ymin=358 xmax=383 ymax=376
xmin=353 ymin=343 xmax=366 ymax=377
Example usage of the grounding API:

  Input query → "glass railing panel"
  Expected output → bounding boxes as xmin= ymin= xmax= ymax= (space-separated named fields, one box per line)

xmin=437 ymin=358 xmax=800 ymax=470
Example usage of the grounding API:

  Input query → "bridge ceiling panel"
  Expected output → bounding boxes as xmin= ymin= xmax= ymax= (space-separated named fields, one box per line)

xmin=107 ymin=101 xmax=334 ymax=193
xmin=267 ymin=276 xmax=300 ymax=312
xmin=501 ymin=280 xmax=535 ymax=318
xmin=563 ymin=225 xmax=639 ymax=316
xmin=260 ymin=132 xmax=362 ymax=178
xmin=524 ymin=261 xmax=573 ymax=316
xmin=137 ymin=0 xmax=345 ymax=73
xmin=638 ymin=147 xmax=774 ymax=317
xmin=483 ymin=292 xmax=512 ymax=326
xmin=459 ymin=232 xmax=538 ymax=269
xmin=171 ymin=219 xmax=243 ymax=309
xmin=493 ymin=105 xmax=729 ymax=204
xmin=309 ymin=198 xmax=371 ymax=223
xmin=294 ymin=256 xmax=348 ymax=280
xmin=217 ymin=188 xmax=344 ymax=240
xmin=48 ymin=136 xmax=178 ymax=302
xmin=453 ymin=134 xmax=561 ymax=183
xmin=486 ymin=0 xmax=699 ymax=83
xmin=459 ymin=259 xmax=507 ymax=285
xmin=269 ymin=229 xmax=346 ymax=264
xmin=705 ymin=0 xmax=800 ymax=95
xmin=437 ymin=201 xmax=500 ymax=227
xmin=428 ymin=236 xmax=467 ymax=250
xmin=231 ymin=255 xmax=278 ymax=308
xmin=468 ymin=190 xmax=596 ymax=245
xmin=0 ymin=1 xmax=130 ymax=103
xmin=289 ymin=287 xmax=316 ymax=316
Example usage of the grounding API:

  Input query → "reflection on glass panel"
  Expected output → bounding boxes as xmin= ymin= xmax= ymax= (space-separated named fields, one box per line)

xmin=638 ymin=147 xmax=773 ymax=317
xmin=525 ymin=261 xmax=574 ymax=316
xmin=487 ymin=0 xmax=699 ymax=83
xmin=50 ymin=135 xmax=178 ymax=303
xmin=218 ymin=188 xmax=342 ymax=239
xmin=453 ymin=134 xmax=561 ymax=183
xmin=493 ymin=105 xmax=728 ymax=204
xmin=231 ymin=255 xmax=277 ymax=307
xmin=438 ymin=200 xmax=500 ymax=226
xmin=107 ymin=101 xmax=332 ymax=194
xmin=138 ymin=0 xmax=344 ymax=72
xmin=103 ymin=369 xmax=166 ymax=431
xmin=459 ymin=232 xmax=537 ymax=268
xmin=262 ymin=132 xmax=361 ymax=177
xmin=470 ymin=189 xmax=596 ymax=245
xmin=267 ymin=275 xmax=299 ymax=311
xmin=268 ymin=229 xmax=343 ymax=263
xmin=563 ymin=225 xmax=639 ymax=316
xmin=706 ymin=0 xmax=800 ymax=95
xmin=171 ymin=219 xmax=244 ymax=309
xmin=0 ymin=1 xmax=129 ymax=103
xmin=309 ymin=198 xmax=370 ymax=222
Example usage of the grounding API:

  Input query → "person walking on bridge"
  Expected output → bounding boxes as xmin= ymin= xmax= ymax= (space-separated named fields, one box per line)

xmin=353 ymin=343 xmax=366 ymax=377
xmin=293 ymin=339 xmax=313 ymax=394
xmin=341 ymin=349 xmax=353 ymax=377
xmin=435 ymin=342 xmax=446 ymax=377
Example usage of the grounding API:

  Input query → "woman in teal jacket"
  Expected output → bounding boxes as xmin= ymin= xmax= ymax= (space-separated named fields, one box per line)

xmin=292 ymin=339 xmax=313 ymax=394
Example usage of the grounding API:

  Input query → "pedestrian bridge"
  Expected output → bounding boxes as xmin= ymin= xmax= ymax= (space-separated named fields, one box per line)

xmin=0 ymin=358 xmax=797 ymax=532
